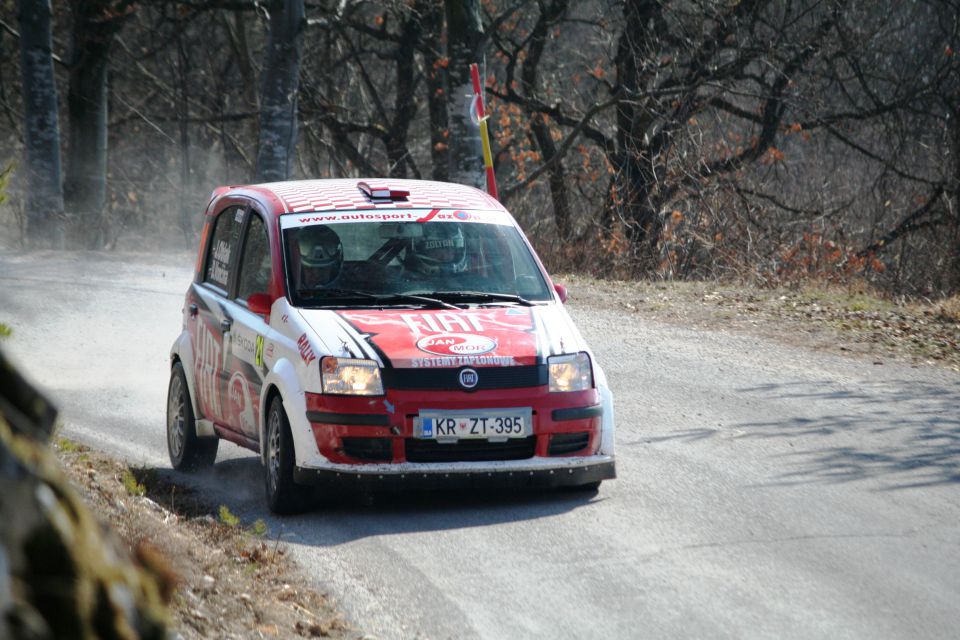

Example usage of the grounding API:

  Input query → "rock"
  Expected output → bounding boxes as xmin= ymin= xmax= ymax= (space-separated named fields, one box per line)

xmin=0 ymin=347 xmax=171 ymax=639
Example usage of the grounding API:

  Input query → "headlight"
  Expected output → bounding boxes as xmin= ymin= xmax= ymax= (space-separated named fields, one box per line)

xmin=321 ymin=357 xmax=384 ymax=395
xmin=548 ymin=352 xmax=593 ymax=392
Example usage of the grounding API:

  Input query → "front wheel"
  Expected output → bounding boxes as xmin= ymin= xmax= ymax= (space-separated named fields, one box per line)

xmin=264 ymin=396 xmax=310 ymax=514
xmin=167 ymin=362 xmax=218 ymax=471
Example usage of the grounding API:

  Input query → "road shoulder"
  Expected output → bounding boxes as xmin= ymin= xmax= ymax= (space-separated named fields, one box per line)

xmin=54 ymin=439 xmax=360 ymax=640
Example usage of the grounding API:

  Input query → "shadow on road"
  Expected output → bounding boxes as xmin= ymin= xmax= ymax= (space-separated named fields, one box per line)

xmin=135 ymin=455 xmax=604 ymax=546
xmin=641 ymin=378 xmax=960 ymax=490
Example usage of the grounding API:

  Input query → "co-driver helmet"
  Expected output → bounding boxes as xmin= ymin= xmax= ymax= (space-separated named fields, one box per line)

xmin=406 ymin=224 xmax=467 ymax=274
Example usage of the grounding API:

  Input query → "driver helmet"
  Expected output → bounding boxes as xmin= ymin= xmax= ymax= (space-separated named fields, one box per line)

xmin=297 ymin=225 xmax=342 ymax=286
xmin=406 ymin=224 xmax=467 ymax=274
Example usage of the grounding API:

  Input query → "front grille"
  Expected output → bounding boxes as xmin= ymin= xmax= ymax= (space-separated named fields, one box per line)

xmin=548 ymin=432 xmax=590 ymax=456
xmin=383 ymin=366 xmax=546 ymax=391
xmin=341 ymin=437 xmax=393 ymax=462
xmin=405 ymin=436 xmax=536 ymax=462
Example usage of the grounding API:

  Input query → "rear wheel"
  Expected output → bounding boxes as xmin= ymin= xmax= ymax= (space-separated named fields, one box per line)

xmin=264 ymin=396 xmax=310 ymax=514
xmin=167 ymin=362 xmax=218 ymax=470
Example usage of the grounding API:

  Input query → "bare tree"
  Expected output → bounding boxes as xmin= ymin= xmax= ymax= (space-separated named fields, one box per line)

xmin=256 ymin=0 xmax=304 ymax=182
xmin=419 ymin=0 xmax=448 ymax=182
xmin=63 ymin=0 xmax=134 ymax=248
xmin=3 ymin=0 xmax=958 ymax=295
xmin=17 ymin=0 xmax=64 ymax=247
xmin=492 ymin=0 xmax=573 ymax=238
xmin=444 ymin=0 xmax=485 ymax=188
xmin=298 ymin=2 xmax=439 ymax=180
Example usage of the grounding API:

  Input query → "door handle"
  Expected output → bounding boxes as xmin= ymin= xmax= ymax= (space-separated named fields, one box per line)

xmin=188 ymin=303 xmax=198 ymax=317
xmin=220 ymin=318 xmax=233 ymax=332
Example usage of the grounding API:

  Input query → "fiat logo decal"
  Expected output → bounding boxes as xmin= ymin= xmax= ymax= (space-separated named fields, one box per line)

xmin=458 ymin=368 xmax=479 ymax=390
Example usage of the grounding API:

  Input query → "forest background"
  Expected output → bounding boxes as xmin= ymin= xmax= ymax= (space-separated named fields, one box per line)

xmin=2 ymin=0 xmax=958 ymax=298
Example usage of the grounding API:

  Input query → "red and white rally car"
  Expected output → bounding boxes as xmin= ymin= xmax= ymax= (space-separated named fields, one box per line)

xmin=167 ymin=179 xmax=615 ymax=513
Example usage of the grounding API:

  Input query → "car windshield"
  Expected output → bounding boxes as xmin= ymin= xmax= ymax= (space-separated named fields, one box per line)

xmin=281 ymin=216 xmax=553 ymax=307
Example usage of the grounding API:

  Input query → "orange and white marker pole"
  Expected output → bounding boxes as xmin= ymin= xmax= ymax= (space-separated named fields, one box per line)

xmin=470 ymin=63 xmax=499 ymax=200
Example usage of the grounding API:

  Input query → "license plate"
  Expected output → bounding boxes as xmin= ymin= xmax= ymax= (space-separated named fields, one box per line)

xmin=415 ymin=408 xmax=532 ymax=441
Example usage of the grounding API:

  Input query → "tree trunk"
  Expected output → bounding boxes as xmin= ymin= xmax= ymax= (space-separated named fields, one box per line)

xmin=531 ymin=119 xmax=572 ymax=239
xmin=444 ymin=0 xmax=485 ymax=188
xmin=63 ymin=1 xmax=132 ymax=249
xmin=256 ymin=0 xmax=305 ymax=183
xmin=386 ymin=9 xmax=421 ymax=179
xmin=222 ymin=9 xmax=258 ymax=179
xmin=521 ymin=0 xmax=571 ymax=240
xmin=949 ymin=100 xmax=960 ymax=292
xmin=419 ymin=1 xmax=448 ymax=182
xmin=64 ymin=3 xmax=106 ymax=248
xmin=17 ymin=0 xmax=65 ymax=247
xmin=608 ymin=0 xmax=661 ymax=262
xmin=177 ymin=23 xmax=193 ymax=248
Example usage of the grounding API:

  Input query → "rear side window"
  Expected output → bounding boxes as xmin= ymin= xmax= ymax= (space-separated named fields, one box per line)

xmin=204 ymin=207 xmax=245 ymax=291
xmin=237 ymin=214 xmax=271 ymax=301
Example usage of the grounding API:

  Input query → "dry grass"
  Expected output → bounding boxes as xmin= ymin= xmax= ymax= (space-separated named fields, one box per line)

xmin=558 ymin=275 xmax=960 ymax=372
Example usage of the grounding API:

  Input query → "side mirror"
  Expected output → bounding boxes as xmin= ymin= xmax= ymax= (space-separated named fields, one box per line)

xmin=247 ymin=292 xmax=272 ymax=316
xmin=554 ymin=283 xmax=568 ymax=304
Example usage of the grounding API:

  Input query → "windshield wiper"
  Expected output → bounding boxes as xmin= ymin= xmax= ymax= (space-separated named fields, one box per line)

xmin=414 ymin=291 xmax=536 ymax=307
xmin=298 ymin=288 xmax=459 ymax=310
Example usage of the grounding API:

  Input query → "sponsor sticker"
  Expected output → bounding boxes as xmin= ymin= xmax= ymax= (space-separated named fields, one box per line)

xmin=337 ymin=307 xmax=537 ymax=368
xmin=208 ymin=239 xmax=231 ymax=285
xmin=233 ymin=333 xmax=258 ymax=358
xmin=412 ymin=355 xmax=517 ymax=368
xmin=228 ymin=371 xmax=257 ymax=434
xmin=255 ymin=335 xmax=264 ymax=367
xmin=416 ymin=333 xmax=496 ymax=356
xmin=280 ymin=209 xmax=510 ymax=228
xmin=297 ymin=333 xmax=316 ymax=365
xmin=195 ymin=320 xmax=223 ymax=418
xmin=402 ymin=312 xmax=485 ymax=334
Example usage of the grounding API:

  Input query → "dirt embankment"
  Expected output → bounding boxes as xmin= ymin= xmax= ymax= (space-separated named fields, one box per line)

xmin=54 ymin=442 xmax=362 ymax=640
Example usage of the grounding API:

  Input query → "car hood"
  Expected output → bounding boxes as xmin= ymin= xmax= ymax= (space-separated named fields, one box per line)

xmin=297 ymin=305 xmax=586 ymax=368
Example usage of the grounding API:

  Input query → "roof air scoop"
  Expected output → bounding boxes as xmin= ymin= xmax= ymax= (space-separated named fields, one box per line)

xmin=357 ymin=181 xmax=410 ymax=201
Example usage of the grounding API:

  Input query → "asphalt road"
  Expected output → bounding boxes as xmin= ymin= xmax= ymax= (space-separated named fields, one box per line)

xmin=2 ymin=251 xmax=959 ymax=640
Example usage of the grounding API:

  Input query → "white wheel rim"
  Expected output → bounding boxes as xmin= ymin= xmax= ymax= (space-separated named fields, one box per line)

xmin=268 ymin=409 xmax=282 ymax=491
xmin=168 ymin=375 xmax=185 ymax=458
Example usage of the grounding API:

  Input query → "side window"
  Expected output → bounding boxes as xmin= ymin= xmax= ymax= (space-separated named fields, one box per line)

xmin=237 ymin=214 xmax=271 ymax=301
xmin=204 ymin=207 xmax=244 ymax=291
xmin=504 ymin=229 xmax=551 ymax=300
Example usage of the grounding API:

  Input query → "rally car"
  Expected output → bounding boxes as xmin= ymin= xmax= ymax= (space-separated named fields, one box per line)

xmin=167 ymin=179 xmax=616 ymax=513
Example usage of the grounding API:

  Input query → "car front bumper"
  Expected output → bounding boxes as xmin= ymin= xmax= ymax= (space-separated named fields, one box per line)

xmin=293 ymin=455 xmax=615 ymax=489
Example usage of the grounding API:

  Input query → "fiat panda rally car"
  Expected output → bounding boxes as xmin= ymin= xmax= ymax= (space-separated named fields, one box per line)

xmin=167 ymin=179 xmax=616 ymax=513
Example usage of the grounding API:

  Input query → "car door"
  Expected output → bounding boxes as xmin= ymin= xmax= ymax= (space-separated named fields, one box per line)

xmin=219 ymin=210 xmax=273 ymax=441
xmin=190 ymin=204 xmax=246 ymax=425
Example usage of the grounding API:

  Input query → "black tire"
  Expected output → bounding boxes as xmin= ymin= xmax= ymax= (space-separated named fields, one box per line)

xmin=166 ymin=362 xmax=218 ymax=471
xmin=264 ymin=396 xmax=310 ymax=514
